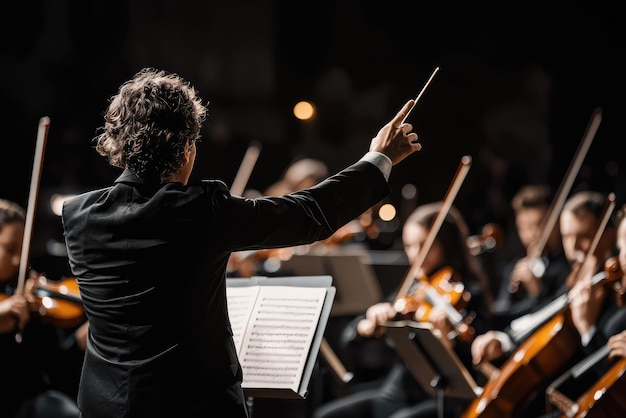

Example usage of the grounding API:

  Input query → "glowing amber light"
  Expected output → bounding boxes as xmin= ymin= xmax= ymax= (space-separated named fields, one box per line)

xmin=50 ymin=194 xmax=76 ymax=216
xmin=293 ymin=101 xmax=315 ymax=120
xmin=378 ymin=204 xmax=396 ymax=221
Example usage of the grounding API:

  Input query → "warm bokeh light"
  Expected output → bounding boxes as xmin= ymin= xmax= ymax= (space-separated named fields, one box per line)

xmin=378 ymin=203 xmax=396 ymax=221
xmin=50 ymin=194 xmax=76 ymax=217
xmin=293 ymin=101 xmax=315 ymax=120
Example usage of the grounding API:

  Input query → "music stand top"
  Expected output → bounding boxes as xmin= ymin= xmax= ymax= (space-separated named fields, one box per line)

xmin=384 ymin=320 xmax=482 ymax=400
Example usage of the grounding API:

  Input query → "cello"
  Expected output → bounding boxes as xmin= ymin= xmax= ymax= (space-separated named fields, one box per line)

xmin=560 ymin=357 xmax=626 ymax=417
xmin=461 ymin=193 xmax=617 ymax=418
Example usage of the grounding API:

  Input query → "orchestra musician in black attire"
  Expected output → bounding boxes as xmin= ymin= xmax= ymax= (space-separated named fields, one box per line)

xmin=545 ymin=203 xmax=626 ymax=411
xmin=313 ymin=202 xmax=493 ymax=418
xmin=491 ymin=185 xmax=571 ymax=329
xmin=0 ymin=198 xmax=87 ymax=418
xmin=469 ymin=191 xmax=620 ymax=418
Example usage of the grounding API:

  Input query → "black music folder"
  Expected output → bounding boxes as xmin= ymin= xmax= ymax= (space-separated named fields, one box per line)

xmin=226 ymin=275 xmax=336 ymax=399
xmin=384 ymin=320 xmax=482 ymax=400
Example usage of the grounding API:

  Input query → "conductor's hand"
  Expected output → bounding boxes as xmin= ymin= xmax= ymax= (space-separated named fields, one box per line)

xmin=370 ymin=99 xmax=421 ymax=165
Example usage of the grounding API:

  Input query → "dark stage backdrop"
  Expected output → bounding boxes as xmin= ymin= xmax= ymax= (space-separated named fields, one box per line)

xmin=2 ymin=0 xmax=625 ymax=277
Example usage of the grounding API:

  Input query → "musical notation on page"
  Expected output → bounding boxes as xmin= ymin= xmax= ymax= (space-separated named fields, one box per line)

xmin=227 ymin=285 xmax=327 ymax=393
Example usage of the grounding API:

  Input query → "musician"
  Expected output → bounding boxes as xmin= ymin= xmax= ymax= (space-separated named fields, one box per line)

xmin=60 ymin=67 xmax=422 ymax=418
xmin=491 ymin=185 xmax=570 ymax=329
xmin=572 ymin=202 xmax=626 ymax=371
xmin=0 ymin=198 xmax=85 ymax=418
xmin=534 ymin=203 xmax=626 ymax=418
xmin=313 ymin=202 xmax=493 ymax=418
xmin=470 ymin=191 xmax=619 ymax=417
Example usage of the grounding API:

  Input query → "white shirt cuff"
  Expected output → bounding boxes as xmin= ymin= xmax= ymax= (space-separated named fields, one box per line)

xmin=360 ymin=151 xmax=392 ymax=181
xmin=495 ymin=331 xmax=515 ymax=353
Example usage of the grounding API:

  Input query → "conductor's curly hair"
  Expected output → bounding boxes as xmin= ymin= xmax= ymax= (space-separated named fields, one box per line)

xmin=94 ymin=67 xmax=207 ymax=182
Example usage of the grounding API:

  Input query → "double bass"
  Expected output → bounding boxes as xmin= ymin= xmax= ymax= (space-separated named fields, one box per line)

xmin=461 ymin=193 xmax=617 ymax=418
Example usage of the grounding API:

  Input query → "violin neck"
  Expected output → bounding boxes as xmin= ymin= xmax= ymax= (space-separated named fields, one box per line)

xmin=424 ymin=286 xmax=464 ymax=324
xmin=34 ymin=287 xmax=82 ymax=304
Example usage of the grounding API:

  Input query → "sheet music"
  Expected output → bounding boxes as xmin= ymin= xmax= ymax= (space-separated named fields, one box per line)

xmin=227 ymin=285 xmax=327 ymax=391
xmin=227 ymin=286 xmax=260 ymax=352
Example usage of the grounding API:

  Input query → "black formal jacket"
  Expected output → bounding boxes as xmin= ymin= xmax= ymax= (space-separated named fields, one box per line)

xmin=62 ymin=161 xmax=389 ymax=418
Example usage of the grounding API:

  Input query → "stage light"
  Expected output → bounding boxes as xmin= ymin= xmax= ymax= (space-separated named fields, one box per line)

xmin=293 ymin=101 xmax=315 ymax=120
xmin=50 ymin=194 xmax=76 ymax=217
xmin=378 ymin=203 xmax=396 ymax=222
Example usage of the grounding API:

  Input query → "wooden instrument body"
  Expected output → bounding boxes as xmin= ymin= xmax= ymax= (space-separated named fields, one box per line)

xmin=565 ymin=357 xmax=626 ymax=418
xmin=462 ymin=312 xmax=580 ymax=418
xmin=396 ymin=266 xmax=470 ymax=322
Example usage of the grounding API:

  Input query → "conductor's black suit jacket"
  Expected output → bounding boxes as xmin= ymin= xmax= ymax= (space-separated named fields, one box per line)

xmin=62 ymin=161 xmax=389 ymax=418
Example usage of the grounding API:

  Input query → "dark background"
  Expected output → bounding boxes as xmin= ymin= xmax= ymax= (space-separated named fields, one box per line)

xmin=2 ymin=0 xmax=625 ymax=277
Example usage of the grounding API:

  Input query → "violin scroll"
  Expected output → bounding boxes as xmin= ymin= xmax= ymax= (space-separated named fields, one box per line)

xmin=605 ymin=256 xmax=626 ymax=306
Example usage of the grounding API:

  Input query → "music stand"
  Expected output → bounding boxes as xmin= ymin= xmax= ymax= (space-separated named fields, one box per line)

xmin=384 ymin=320 xmax=482 ymax=418
xmin=279 ymin=252 xmax=383 ymax=316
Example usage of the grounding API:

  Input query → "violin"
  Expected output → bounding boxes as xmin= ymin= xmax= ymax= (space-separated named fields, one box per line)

xmin=608 ymin=256 xmax=626 ymax=307
xmin=393 ymin=266 xmax=474 ymax=342
xmin=27 ymin=274 xmax=85 ymax=328
xmin=390 ymin=156 xmax=475 ymax=342
xmin=0 ymin=275 xmax=84 ymax=331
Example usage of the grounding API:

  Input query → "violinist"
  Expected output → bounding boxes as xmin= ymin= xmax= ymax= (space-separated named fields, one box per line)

xmin=469 ymin=191 xmax=618 ymax=417
xmin=0 ymin=198 xmax=85 ymax=418
xmin=313 ymin=202 xmax=493 ymax=418
xmin=570 ymin=203 xmax=626 ymax=373
xmin=491 ymin=185 xmax=571 ymax=329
